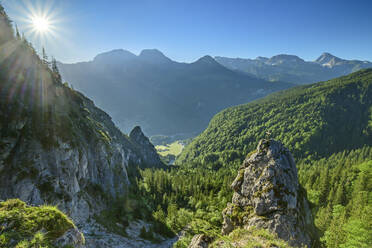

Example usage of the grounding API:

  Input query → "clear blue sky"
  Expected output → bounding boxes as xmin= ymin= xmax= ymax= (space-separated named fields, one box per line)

xmin=3 ymin=0 xmax=372 ymax=63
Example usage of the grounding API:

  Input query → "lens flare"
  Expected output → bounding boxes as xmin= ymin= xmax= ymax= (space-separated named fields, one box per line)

xmin=32 ymin=16 xmax=50 ymax=33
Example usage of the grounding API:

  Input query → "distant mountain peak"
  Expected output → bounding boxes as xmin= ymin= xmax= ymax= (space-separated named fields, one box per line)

xmin=256 ymin=56 xmax=269 ymax=62
xmin=267 ymin=54 xmax=305 ymax=65
xmin=93 ymin=49 xmax=136 ymax=63
xmin=139 ymin=49 xmax=172 ymax=64
xmin=315 ymin=52 xmax=343 ymax=66
xmin=194 ymin=55 xmax=220 ymax=65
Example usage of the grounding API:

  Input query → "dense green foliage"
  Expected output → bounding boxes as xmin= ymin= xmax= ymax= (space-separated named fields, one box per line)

xmin=132 ymin=70 xmax=372 ymax=246
xmin=0 ymin=199 xmax=78 ymax=248
xmin=178 ymin=69 xmax=372 ymax=164
xmin=136 ymin=141 xmax=372 ymax=247
xmin=132 ymin=144 xmax=250 ymax=246
xmin=299 ymin=147 xmax=372 ymax=248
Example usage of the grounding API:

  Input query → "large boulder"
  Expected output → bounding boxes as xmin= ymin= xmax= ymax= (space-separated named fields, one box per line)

xmin=222 ymin=139 xmax=317 ymax=247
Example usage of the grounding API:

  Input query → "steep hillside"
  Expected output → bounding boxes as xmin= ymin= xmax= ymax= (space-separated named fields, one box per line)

xmin=58 ymin=50 xmax=293 ymax=136
xmin=0 ymin=8 xmax=163 ymax=225
xmin=178 ymin=69 xmax=372 ymax=165
xmin=216 ymin=53 xmax=372 ymax=84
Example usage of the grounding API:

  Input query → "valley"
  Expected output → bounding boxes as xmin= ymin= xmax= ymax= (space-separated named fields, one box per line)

xmin=0 ymin=2 xmax=371 ymax=248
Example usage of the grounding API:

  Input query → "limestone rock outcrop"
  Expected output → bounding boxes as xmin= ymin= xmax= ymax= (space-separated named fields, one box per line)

xmin=129 ymin=126 xmax=164 ymax=168
xmin=222 ymin=139 xmax=316 ymax=247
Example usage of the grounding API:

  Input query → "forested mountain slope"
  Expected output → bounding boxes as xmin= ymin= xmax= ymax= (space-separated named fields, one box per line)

xmin=178 ymin=69 xmax=372 ymax=165
xmin=58 ymin=50 xmax=293 ymax=136
xmin=167 ymin=69 xmax=372 ymax=247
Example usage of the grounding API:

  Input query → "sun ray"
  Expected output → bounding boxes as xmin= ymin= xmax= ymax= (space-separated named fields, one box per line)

xmin=4 ymin=0 xmax=68 ymax=57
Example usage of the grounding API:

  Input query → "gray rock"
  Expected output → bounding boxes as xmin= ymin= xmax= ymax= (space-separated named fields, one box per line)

xmin=188 ymin=234 xmax=209 ymax=248
xmin=222 ymin=139 xmax=316 ymax=247
xmin=54 ymin=228 xmax=85 ymax=248
xmin=82 ymin=220 xmax=178 ymax=248
xmin=129 ymin=126 xmax=164 ymax=168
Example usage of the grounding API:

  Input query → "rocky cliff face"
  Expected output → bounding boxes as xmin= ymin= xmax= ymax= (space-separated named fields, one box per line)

xmin=221 ymin=139 xmax=316 ymax=247
xmin=0 ymin=15 xmax=163 ymax=225
xmin=129 ymin=126 xmax=164 ymax=168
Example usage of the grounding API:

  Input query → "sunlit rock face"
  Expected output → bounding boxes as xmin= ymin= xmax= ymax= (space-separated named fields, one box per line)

xmin=222 ymin=139 xmax=316 ymax=247
xmin=0 ymin=14 xmax=163 ymax=223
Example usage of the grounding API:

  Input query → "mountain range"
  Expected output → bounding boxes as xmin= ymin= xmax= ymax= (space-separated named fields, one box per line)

xmin=59 ymin=50 xmax=372 ymax=138
xmin=58 ymin=50 xmax=292 ymax=137
xmin=215 ymin=53 xmax=372 ymax=84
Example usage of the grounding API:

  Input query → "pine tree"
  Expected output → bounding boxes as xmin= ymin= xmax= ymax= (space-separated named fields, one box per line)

xmin=42 ymin=47 xmax=49 ymax=66
xmin=51 ymin=57 xmax=62 ymax=82
xmin=15 ymin=24 xmax=20 ymax=40
xmin=319 ymin=167 xmax=330 ymax=206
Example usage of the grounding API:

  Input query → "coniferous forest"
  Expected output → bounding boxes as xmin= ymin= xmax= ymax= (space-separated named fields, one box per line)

xmin=0 ymin=1 xmax=371 ymax=248
xmin=130 ymin=70 xmax=372 ymax=247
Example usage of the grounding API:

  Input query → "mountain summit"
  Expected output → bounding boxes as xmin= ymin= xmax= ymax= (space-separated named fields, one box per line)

xmin=138 ymin=49 xmax=172 ymax=64
xmin=266 ymin=54 xmax=305 ymax=65
xmin=315 ymin=52 xmax=344 ymax=67
xmin=93 ymin=49 xmax=137 ymax=64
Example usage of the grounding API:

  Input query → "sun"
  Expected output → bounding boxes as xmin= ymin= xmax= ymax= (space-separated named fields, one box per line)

xmin=32 ymin=16 xmax=50 ymax=33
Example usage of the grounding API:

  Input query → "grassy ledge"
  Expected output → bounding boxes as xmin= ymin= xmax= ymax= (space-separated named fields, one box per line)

xmin=0 ymin=199 xmax=79 ymax=248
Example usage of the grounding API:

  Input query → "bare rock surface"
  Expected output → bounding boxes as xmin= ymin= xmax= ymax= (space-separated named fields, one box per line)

xmin=54 ymin=228 xmax=85 ymax=248
xmin=222 ymin=139 xmax=316 ymax=247
xmin=188 ymin=234 xmax=209 ymax=248
xmin=82 ymin=220 xmax=178 ymax=248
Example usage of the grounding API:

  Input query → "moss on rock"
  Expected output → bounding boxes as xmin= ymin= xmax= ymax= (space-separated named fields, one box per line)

xmin=0 ymin=199 xmax=79 ymax=248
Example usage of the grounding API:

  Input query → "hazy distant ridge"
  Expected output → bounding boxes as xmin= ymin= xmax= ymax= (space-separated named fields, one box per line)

xmin=215 ymin=52 xmax=372 ymax=84
xmin=58 ymin=49 xmax=292 ymax=136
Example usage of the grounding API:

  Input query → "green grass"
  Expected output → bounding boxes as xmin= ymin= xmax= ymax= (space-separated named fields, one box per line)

xmin=156 ymin=141 xmax=184 ymax=157
xmin=0 ymin=199 xmax=79 ymax=248
xmin=211 ymin=227 xmax=292 ymax=248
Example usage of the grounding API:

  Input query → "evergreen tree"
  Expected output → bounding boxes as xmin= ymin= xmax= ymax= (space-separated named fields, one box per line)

xmin=15 ymin=24 xmax=20 ymax=40
xmin=42 ymin=47 xmax=49 ymax=66
xmin=51 ymin=57 xmax=61 ymax=82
